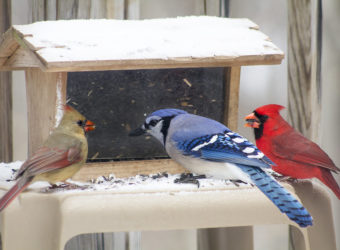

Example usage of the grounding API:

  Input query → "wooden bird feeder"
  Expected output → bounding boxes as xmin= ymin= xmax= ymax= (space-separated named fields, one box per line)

xmin=0 ymin=16 xmax=284 ymax=180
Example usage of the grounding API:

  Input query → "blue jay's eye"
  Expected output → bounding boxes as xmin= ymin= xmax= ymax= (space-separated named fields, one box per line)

xmin=149 ymin=119 xmax=159 ymax=127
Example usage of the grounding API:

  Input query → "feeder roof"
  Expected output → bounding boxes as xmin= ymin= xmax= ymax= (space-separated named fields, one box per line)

xmin=0 ymin=16 xmax=284 ymax=72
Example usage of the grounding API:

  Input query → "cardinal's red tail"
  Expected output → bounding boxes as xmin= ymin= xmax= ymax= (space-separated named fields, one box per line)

xmin=0 ymin=180 xmax=31 ymax=212
xmin=319 ymin=169 xmax=340 ymax=200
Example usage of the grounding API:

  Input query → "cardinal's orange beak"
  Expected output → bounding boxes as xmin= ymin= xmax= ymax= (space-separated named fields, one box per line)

xmin=244 ymin=113 xmax=260 ymax=128
xmin=84 ymin=120 xmax=96 ymax=132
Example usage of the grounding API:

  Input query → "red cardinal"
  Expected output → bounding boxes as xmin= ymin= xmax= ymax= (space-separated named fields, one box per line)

xmin=245 ymin=104 xmax=340 ymax=199
xmin=0 ymin=106 xmax=95 ymax=212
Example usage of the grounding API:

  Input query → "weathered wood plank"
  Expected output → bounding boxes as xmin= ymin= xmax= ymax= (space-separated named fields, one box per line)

xmin=0 ymin=71 xmax=12 ymax=162
xmin=45 ymin=0 xmax=57 ymax=20
xmin=205 ymin=0 xmax=220 ymax=16
xmin=25 ymin=68 xmax=67 ymax=156
xmin=0 ymin=29 xmax=18 ymax=66
xmin=31 ymin=0 xmax=45 ymax=22
xmin=288 ymin=0 xmax=325 ymax=249
xmin=4 ymin=47 xmax=41 ymax=68
xmin=57 ymin=0 xmax=77 ymax=19
xmin=0 ymin=0 xmax=12 ymax=163
xmin=287 ymin=0 xmax=322 ymax=142
xmin=41 ymin=54 xmax=283 ymax=73
xmin=90 ymin=0 xmax=107 ymax=19
xmin=126 ymin=0 xmax=140 ymax=19
xmin=223 ymin=66 xmax=241 ymax=131
xmin=77 ymin=0 xmax=91 ymax=19
xmin=106 ymin=0 xmax=124 ymax=19
xmin=310 ymin=0 xmax=322 ymax=143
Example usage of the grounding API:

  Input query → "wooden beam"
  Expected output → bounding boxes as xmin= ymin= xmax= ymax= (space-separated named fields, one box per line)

xmin=25 ymin=68 xmax=67 ymax=156
xmin=287 ymin=0 xmax=322 ymax=142
xmin=288 ymin=0 xmax=323 ymax=248
xmin=42 ymin=54 xmax=283 ymax=73
xmin=0 ymin=0 xmax=12 ymax=162
xmin=223 ymin=66 xmax=241 ymax=131
xmin=0 ymin=28 xmax=18 ymax=66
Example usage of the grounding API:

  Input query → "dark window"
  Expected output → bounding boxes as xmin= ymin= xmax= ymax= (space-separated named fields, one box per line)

xmin=67 ymin=68 xmax=225 ymax=161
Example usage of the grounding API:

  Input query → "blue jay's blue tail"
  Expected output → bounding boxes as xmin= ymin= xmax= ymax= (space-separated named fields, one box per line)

xmin=238 ymin=165 xmax=313 ymax=227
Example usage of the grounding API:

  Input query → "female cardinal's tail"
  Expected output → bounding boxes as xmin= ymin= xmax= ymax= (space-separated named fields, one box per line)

xmin=319 ymin=169 xmax=340 ymax=200
xmin=0 ymin=179 xmax=31 ymax=212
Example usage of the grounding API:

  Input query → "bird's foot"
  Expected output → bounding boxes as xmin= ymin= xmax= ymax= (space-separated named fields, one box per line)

xmin=174 ymin=173 xmax=206 ymax=188
xmin=49 ymin=182 xmax=87 ymax=190
xmin=230 ymin=179 xmax=250 ymax=187
xmin=273 ymin=175 xmax=297 ymax=183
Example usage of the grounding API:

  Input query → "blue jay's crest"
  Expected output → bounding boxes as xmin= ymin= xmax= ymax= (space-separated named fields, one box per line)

xmin=176 ymin=130 xmax=274 ymax=168
xmin=149 ymin=109 xmax=188 ymax=119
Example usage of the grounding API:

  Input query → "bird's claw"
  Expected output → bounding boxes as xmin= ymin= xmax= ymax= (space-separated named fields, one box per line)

xmin=230 ymin=179 xmax=249 ymax=187
xmin=273 ymin=175 xmax=297 ymax=183
xmin=174 ymin=173 xmax=206 ymax=188
xmin=48 ymin=182 xmax=87 ymax=190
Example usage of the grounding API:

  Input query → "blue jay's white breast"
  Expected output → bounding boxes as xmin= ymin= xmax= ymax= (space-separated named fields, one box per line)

xmin=166 ymin=142 xmax=252 ymax=183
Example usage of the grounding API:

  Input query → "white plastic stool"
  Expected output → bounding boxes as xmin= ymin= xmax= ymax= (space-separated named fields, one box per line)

xmin=0 ymin=179 xmax=336 ymax=250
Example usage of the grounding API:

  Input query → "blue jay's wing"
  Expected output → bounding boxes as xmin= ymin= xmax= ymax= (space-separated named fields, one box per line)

xmin=237 ymin=164 xmax=313 ymax=227
xmin=176 ymin=130 xmax=274 ymax=168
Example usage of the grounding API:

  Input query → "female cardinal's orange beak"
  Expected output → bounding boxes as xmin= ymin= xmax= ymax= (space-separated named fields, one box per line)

xmin=244 ymin=113 xmax=260 ymax=128
xmin=84 ymin=120 xmax=95 ymax=132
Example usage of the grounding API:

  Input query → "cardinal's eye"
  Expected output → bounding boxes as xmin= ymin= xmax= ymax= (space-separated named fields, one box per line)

xmin=77 ymin=120 xmax=84 ymax=126
xmin=149 ymin=119 xmax=158 ymax=126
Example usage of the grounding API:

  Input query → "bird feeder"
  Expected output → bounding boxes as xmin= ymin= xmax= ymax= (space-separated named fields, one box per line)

xmin=1 ymin=17 xmax=335 ymax=250
xmin=0 ymin=16 xmax=285 ymax=178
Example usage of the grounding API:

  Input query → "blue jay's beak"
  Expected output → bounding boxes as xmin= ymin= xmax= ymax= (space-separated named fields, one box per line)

xmin=129 ymin=126 xmax=146 ymax=136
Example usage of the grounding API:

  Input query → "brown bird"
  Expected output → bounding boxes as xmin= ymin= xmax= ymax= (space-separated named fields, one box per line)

xmin=0 ymin=105 xmax=95 ymax=211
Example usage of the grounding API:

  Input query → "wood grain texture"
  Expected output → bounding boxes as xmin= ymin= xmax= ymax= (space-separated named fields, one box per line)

xmin=0 ymin=0 xmax=12 ymax=163
xmin=25 ymin=68 xmax=67 ymax=156
xmin=0 ymin=71 xmax=12 ymax=162
xmin=41 ymin=55 xmax=283 ymax=73
xmin=287 ymin=1 xmax=323 ymax=249
xmin=106 ymin=0 xmax=124 ymax=19
xmin=0 ymin=29 xmax=18 ymax=66
xmin=287 ymin=0 xmax=322 ymax=142
xmin=223 ymin=66 xmax=241 ymax=131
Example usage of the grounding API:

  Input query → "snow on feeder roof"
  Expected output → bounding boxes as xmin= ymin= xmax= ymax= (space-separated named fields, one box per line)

xmin=0 ymin=16 xmax=284 ymax=72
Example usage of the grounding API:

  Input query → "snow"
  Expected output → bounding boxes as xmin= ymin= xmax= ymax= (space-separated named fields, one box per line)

xmin=0 ymin=161 xmax=252 ymax=195
xmin=13 ymin=16 xmax=283 ymax=63
xmin=54 ymin=75 xmax=64 ymax=128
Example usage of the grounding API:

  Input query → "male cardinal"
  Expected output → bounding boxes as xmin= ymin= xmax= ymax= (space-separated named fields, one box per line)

xmin=245 ymin=104 xmax=340 ymax=199
xmin=0 ymin=105 xmax=95 ymax=211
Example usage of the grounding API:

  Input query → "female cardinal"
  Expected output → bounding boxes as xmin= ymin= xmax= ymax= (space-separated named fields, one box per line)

xmin=245 ymin=104 xmax=340 ymax=199
xmin=0 ymin=105 xmax=95 ymax=211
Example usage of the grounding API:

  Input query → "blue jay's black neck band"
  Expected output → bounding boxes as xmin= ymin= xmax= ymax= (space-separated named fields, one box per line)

xmin=161 ymin=115 xmax=175 ymax=145
xmin=253 ymin=111 xmax=268 ymax=140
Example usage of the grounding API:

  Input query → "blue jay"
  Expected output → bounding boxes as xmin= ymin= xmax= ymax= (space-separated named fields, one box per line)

xmin=130 ymin=108 xmax=313 ymax=227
